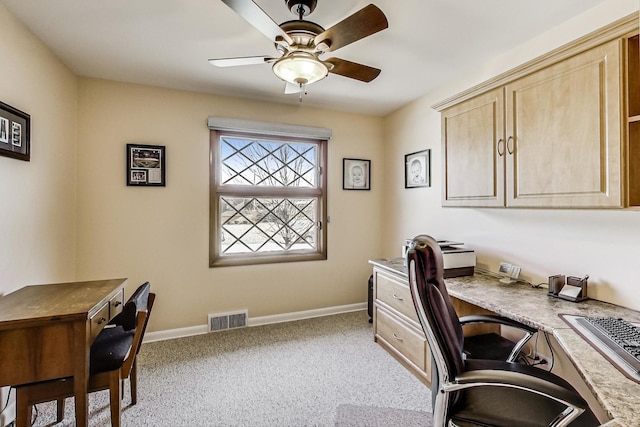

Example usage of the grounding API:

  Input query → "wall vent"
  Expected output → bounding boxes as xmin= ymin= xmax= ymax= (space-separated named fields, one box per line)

xmin=208 ymin=310 xmax=248 ymax=332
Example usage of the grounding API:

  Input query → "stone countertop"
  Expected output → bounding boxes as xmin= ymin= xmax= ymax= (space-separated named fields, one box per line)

xmin=369 ymin=258 xmax=640 ymax=427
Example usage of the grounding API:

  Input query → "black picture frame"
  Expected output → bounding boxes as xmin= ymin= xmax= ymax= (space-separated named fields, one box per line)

xmin=126 ymin=143 xmax=166 ymax=186
xmin=343 ymin=158 xmax=371 ymax=190
xmin=405 ymin=149 xmax=430 ymax=188
xmin=0 ymin=101 xmax=30 ymax=161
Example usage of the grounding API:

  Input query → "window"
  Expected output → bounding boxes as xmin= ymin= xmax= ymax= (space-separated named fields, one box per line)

xmin=209 ymin=117 xmax=330 ymax=267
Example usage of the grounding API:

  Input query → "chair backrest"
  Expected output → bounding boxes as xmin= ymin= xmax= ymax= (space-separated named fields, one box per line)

xmin=90 ymin=282 xmax=154 ymax=376
xmin=121 ymin=291 xmax=155 ymax=376
xmin=408 ymin=235 xmax=465 ymax=387
xmin=110 ymin=281 xmax=151 ymax=331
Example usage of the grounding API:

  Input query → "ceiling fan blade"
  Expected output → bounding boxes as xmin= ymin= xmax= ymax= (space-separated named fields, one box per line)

xmin=325 ymin=57 xmax=381 ymax=82
xmin=284 ymin=82 xmax=303 ymax=94
xmin=221 ymin=0 xmax=293 ymax=46
xmin=314 ymin=4 xmax=388 ymax=52
xmin=208 ymin=55 xmax=276 ymax=67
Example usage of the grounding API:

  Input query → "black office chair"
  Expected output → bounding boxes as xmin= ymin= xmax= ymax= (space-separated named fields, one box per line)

xmin=411 ymin=236 xmax=536 ymax=363
xmin=409 ymin=235 xmax=536 ymax=409
xmin=408 ymin=235 xmax=598 ymax=426
xmin=16 ymin=282 xmax=155 ymax=427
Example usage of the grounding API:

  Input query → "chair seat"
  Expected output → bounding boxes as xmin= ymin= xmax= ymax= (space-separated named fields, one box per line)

xmin=464 ymin=332 xmax=517 ymax=361
xmin=450 ymin=360 xmax=599 ymax=427
xmin=90 ymin=325 xmax=135 ymax=374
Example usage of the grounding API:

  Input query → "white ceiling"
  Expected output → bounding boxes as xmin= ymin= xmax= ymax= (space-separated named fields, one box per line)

xmin=1 ymin=0 xmax=610 ymax=115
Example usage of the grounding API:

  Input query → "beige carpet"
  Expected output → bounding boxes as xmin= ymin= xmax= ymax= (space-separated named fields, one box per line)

xmin=26 ymin=311 xmax=432 ymax=426
xmin=334 ymin=404 xmax=432 ymax=426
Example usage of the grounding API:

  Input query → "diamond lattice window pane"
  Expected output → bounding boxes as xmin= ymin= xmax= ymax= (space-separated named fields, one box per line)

xmin=221 ymin=136 xmax=317 ymax=188
xmin=220 ymin=196 xmax=317 ymax=254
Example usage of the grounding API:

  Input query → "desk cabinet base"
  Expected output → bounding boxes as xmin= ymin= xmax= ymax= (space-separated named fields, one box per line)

xmin=373 ymin=267 xmax=431 ymax=387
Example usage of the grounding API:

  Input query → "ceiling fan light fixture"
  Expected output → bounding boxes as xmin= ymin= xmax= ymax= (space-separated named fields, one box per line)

xmin=272 ymin=52 xmax=328 ymax=85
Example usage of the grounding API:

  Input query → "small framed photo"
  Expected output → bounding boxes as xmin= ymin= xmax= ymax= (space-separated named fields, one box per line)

xmin=0 ymin=101 xmax=30 ymax=161
xmin=343 ymin=158 xmax=370 ymax=190
xmin=126 ymin=143 xmax=166 ymax=186
xmin=405 ymin=149 xmax=430 ymax=188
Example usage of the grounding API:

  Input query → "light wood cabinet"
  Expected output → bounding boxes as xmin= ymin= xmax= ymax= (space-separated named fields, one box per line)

xmin=372 ymin=266 xmax=431 ymax=386
xmin=627 ymin=34 xmax=640 ymax=206
xmin=505 ymin=39 xmax=622 ymax=208
xmin=441 ymin=88 xmax=505 ymax=207
xmin=437 ymin=14 xmax=638 ymax=209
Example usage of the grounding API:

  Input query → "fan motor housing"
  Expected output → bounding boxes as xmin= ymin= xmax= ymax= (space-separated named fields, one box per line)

xmin=278 ymin=20 xmax=325 ymax=51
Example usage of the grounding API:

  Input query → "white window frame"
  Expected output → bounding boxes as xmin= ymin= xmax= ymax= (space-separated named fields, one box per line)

xmin=208 ymin=117 xmax=331 ymax=267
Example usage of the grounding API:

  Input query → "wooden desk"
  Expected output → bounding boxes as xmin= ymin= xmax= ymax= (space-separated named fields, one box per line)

xmin=0 ymin=278 xmax=127 ymax=427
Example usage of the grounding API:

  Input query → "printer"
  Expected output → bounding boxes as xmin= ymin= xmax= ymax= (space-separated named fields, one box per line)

xmin=438 ymin=240 xmax=475 ymax=278
xmin=403 ymin=239 xmax=475 ymax=278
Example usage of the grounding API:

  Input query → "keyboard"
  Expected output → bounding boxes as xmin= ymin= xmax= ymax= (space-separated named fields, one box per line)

xmin=573 ymin=316 xmax=640 ymax=379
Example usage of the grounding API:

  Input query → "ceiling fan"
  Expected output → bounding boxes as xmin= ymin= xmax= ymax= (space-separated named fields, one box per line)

xmin=209 ymin=0 xmax=388 ymax=97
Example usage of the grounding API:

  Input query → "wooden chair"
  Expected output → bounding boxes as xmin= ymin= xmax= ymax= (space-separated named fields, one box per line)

xmin=15 ymin=283 xmax=155 ymax=427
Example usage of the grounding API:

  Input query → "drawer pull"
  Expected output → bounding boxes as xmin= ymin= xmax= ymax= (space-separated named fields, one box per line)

xmin=392 ymin=332 xmax=403 ymax=342
xmin=96 ymin=317 xmax=107 ymax=325
xmin=113 ymin=301 xmax=122 ymax=307
xmin=392 ymin=293 xmax=403 ymax=301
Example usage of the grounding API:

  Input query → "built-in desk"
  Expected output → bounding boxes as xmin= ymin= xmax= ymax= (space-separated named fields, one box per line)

xmin=0 ymin=278 xmax=127 ymax=427
xmin=370 ymin=258 xmax=640 ymax=427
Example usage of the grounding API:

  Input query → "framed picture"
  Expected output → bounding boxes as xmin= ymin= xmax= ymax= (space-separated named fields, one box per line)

xmin=126 ymin=143 xmax=166 ymax=186
xmin=405 ymin=149 xmax=430 ymax=188
xmin=0 ymin=101 xmax=30 ymax=161
xmin=343 ymin=158 xmax=371 ymax=190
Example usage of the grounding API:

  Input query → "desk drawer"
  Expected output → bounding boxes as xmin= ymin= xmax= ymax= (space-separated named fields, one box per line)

xmin=376 ymin=271 xmax=419 ymax=323
xmin=376 ymin=307 xmax=428 ymax=371
xmin=110 ymin=289 xmax=124 ymax=317
xmin=90 ymin=302 xmax=110 ymax=341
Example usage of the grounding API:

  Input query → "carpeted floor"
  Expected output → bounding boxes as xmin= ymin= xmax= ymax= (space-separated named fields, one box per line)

xmin=27 ymin=311 xmax=432 ymax=426
xmin=335 ymin=404 xmax=432 ymax=426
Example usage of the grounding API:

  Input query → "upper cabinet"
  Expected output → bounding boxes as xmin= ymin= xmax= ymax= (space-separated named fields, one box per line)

xmin=505 ymin=40 xmax=622 ymax=208
xmin=435 ymin=14 xmax=639 ymax=209
xmin=441 ymin=88 xmax=505 ymax=207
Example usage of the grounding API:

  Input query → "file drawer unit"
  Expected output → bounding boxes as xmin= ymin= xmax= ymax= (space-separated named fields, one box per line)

xmin=372 ymin=265 xmax=431 ymax=386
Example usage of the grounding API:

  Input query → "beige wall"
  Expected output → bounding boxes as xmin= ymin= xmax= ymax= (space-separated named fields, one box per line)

xmin=1 ymin=0 xmax=637 ymax=336
xmin=0 ymin=4 xmax=77 ymax=296
xmin=382 ymin=0 xmax=640 ymax=311
xmin=0 ymin=4 xmax=77 ymax=423
xmin=75 ymin=78 xmax=384 ymax=332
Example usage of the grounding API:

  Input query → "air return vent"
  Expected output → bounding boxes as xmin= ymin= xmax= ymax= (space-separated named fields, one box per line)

xmin=208 ymin=310 xmax=248 ymax=332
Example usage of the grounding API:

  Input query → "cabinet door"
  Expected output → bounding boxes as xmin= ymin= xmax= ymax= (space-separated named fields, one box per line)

xmin=505 ymin=39 xmax=623 ymax=208
xmin=441 ymin=88 xmax=505 ymax=207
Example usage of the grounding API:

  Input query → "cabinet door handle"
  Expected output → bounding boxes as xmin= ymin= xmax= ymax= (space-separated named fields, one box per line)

xmin=96 ymin=317 xmax=107 ymax=325
xmin=497 ymin=139 xmax=505 ymax=156
xmin=507 ymin=136 xmax=514 ymax=154
xmin=392 ymin=333 xmax=404 ymax=342
xmin=392 ymin=293 xmax=403 ymax=301
xmin=113 ymin=301 xmax=122 ymax=307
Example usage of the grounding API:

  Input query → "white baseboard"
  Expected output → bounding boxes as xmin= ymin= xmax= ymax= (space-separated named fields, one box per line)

xmin=144 ymin=303 xmax=367 ymax=343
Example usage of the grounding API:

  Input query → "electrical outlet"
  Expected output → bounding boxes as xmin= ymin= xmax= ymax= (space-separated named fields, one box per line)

xmin=498 ymin=262 xmax=521 ymax=284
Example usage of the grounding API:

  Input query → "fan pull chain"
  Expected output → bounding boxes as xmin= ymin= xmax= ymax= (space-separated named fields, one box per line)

xmin=298 ymin=83 xmax=308 ymax=103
